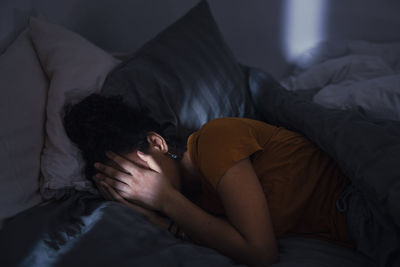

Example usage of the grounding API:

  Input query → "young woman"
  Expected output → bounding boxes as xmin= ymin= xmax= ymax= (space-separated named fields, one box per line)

xmin=64 ymin=94 xmax=352 ymax=266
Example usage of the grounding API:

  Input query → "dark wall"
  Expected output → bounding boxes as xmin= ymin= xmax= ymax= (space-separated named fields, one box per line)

xmin=1 ymin=0 xmax=400 ymax=78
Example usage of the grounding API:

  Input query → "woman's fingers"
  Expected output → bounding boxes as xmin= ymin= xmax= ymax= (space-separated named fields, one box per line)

xmin=101 ymin=182 xmax=130 ymax=205
xmin=95 ymin=151 xmax=169 ymax=211
xmin=94 ymin=162 xmax=124 ymax=178
xmin=94 ymin=162 xmax=133 ymax=184
xmin=98 ymin=178 xmax=138 ymax=206
xmin=96 ymin=181 xmax=113 ymax=200
xmin=105 ymin=151 xmax=141 ymax=175
xmin=94 ymin=173 xmax=132 ymax=193
xmin=101 ymin=183 xmax=153 ymax=218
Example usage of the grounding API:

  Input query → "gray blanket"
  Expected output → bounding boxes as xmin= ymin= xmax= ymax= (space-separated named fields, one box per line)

xmin=0 ymin=192 xmax=241 ymax=267
xmin=248 ymin=67 xmax=400 ymax=266
xmin=0 ymin=191 xmax=373 ymax=267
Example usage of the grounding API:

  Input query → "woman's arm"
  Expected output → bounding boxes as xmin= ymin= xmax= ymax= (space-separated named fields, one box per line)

xmin=94 ymin=152 xmax=278 ymax=266
xmin=162 ymin=158 xmax=278 ymax=266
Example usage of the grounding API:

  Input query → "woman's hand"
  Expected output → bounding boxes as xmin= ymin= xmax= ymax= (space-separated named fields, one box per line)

xmin=97 ymin=180 xmax=152 ymax=218
xmin=97 ymin=181 xmax=171 ymax=229
xmin=93 ymin=151 xmax=175 ymax=211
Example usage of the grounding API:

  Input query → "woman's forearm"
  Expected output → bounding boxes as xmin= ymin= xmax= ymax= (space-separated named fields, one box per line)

xmin=161 ymin=189 xmax=274 ymax=266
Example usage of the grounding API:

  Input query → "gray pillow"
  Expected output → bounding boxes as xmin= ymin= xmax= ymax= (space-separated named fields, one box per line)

xmin=101 ymin=0 xmax=255 ymax=149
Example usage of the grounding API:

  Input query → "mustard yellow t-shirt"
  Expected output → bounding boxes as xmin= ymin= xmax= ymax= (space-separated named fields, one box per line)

xmin=187 ymin=117 xmax=351 ymax=246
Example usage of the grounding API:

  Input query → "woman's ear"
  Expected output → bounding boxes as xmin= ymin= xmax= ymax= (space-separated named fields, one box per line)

xmin=146 ymin=132 xmax=169 ymax=153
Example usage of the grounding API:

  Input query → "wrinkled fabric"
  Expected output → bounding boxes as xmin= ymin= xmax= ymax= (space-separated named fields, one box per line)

xmin=0 ymin=191 xmax=373 ymax=267
xmin=0 ymin=192 xmax=241 ymax=267
xmin=342 ymin=186 xmax=400 ymax=267
xmin=281 ymin=40 xmax=400 ymax=121
xmin=248 ymin=67 xmax=400 ymax=266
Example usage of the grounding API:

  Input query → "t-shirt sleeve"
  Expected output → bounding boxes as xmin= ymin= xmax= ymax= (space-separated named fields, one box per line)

xmin=194 ymin=118 xmax=263 ymax=190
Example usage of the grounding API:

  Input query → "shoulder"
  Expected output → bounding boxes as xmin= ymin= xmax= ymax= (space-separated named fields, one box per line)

xmin=194 ymin=118 xmax=250 ymax=148
xmin=197 ymin=117 xmax=275 ymax=145
xmin=202 ymin=117 xmax=256 ymax=127
xmin=200 ymin=117 xmax=239 ymax=130
xmin=199 ymin=117 xmax=260 ymax=136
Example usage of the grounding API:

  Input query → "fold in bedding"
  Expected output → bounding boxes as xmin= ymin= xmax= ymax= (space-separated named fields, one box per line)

xmin=0 ymin=190 xmax=374 ymax=267
xmin=248 ymin=67 xmax=400 ymax=266
xmin=281 ymin=40 xmax=400 ymax=121
xmin=0 ymin=192 xmax=241 ymax=267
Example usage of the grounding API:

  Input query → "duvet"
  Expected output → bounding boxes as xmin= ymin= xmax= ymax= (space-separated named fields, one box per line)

xmin=0 ymin=189 xmax=374 ymax=267
xmin=0 ymin=192 xmax=241 ymax=267
xmin=248 ymin=66 xmax=400 ymax=266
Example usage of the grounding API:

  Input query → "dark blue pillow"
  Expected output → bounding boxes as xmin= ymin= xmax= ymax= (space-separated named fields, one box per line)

xmin=101 ymin=0 xmax=255 ymax=149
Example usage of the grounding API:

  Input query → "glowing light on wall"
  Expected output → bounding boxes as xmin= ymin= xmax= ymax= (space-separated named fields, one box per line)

xmin=283 ymin=0 xmax=328 ymax=61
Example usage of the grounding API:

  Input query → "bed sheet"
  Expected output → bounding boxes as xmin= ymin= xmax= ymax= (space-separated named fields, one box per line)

xmin=0 ymin=192 xmax=374 ymax=267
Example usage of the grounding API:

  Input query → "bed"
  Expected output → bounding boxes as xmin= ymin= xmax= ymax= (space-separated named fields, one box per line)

xmin=1 ymin=0 xmax=399 ymax=266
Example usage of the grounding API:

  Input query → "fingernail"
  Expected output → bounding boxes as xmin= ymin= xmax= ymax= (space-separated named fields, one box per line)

xmin=137 ymin=151 xmax=144 ymax=156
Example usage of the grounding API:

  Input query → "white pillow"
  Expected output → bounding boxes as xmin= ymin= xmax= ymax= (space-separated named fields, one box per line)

xmin=29 ymin=17 xmax=120 ymax=199
xmin=0 ymin=29 xmax=47 ymax=227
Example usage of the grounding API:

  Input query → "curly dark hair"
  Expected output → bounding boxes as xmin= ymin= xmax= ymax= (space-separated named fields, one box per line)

xmin=63 ymin=93 xmax=163 ymax=179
